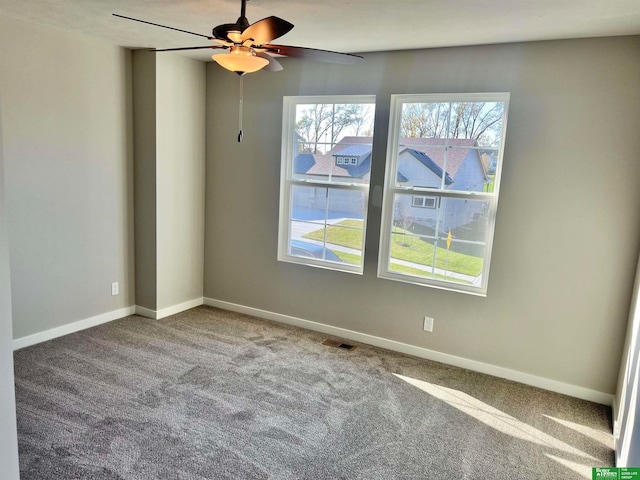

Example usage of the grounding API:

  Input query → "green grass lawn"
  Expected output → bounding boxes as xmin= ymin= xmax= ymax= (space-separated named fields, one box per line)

xmin=484 ymin=174 xmax=496 ymax=193
xmin=390 ymin=228 xmax=482 ymax=276
xmin=303 ymin=220 xmax=482 ymax=276
xmin=302 ymin=221 xmax=363 ymax=249
xmin=326 ymin=249 xmax=470 ymax=284
xmin=328 ymin=248 xmax=471 ymax=284
xmin=333 ymin=251 xmax=361 ymax=265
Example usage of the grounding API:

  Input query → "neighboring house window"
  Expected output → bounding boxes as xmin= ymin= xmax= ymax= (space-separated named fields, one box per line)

xmin=279 ymin=95 xmax=376 ymax=274
xmin=413 ymin=195 xmax=437 ymax=208
xmin=378 ymin=93 xmax=509 ymax=295
xmin=350 ymin=158 xmax=358 ymax=165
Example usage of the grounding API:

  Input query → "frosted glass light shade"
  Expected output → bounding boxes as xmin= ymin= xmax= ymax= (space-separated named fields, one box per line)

xmin=213 ymin=51 xmax=269 ymax=74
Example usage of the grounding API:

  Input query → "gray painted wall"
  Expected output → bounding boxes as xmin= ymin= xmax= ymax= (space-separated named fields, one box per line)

xmin=204 ymin=36 xmax=640 ymax=395
xmin=132 ymin=51 xmax=206 ymax=313
xmin=0 ymin=16 xmax=134 ymax=339
xmin=0 ymin=106 xmax=20 ymax=479
xmin=133 ymin=50 xmax=158 ymax=310
xmin=156 ymin=54 xmax=206 ymax=310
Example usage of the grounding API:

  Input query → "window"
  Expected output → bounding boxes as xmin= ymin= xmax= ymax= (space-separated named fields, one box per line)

xmin=278 ymin=95 xmax=376 ymax=273
xmin=378 ymin=93 xmax=509 ymax=295
xmin=350 ymin=158 xmax=358 ymax=165
xmin=412 ymin=195 xmax=437 ymax=209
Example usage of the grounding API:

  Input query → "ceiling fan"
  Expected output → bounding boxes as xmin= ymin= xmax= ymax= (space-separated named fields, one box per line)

xmin=113 ymin=0 xmax=364 ymax=75
xmin=114 ymin=0 xmax=364 ymax=142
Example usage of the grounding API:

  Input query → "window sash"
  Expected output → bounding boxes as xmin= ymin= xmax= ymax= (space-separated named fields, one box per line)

xmin=279 ymin=95 xmax=376 ymax=275
xmin=378 ymin=92 xmax=509 ymax=296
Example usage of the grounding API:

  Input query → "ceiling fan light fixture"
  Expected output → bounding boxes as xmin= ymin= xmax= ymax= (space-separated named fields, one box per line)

xmin=213 ymin=46 xmax=268 ymax=75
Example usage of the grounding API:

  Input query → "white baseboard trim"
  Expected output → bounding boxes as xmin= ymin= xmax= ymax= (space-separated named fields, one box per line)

xmin=135 ymin=297 xmax=203 ymax=320
xmin=13 ymin=306 xmax=136 ymax=351
xmin=134 ymin=305 xmax=157 ymax=319
xmin=13 ymin=297 xmax=205 ymax=350
xmin=203 ymin=297 xmax=614 ymax=406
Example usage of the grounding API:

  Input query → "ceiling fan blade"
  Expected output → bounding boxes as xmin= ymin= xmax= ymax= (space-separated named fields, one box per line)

xmin=264 ymin=44 xmax=364 ymax=64
xmin=150 ymin=45 xmax=227 ymax=52
xmin=112 ymin=14 xmax=213 ymax=40
xmin=255 ymin=52 xmax=283 ymax=72
xmin=242 ymin=16 xmax=294 ymax=45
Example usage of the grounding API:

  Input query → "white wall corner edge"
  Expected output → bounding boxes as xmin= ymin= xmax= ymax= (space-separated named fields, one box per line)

xmin=12 ymin=306 xmax=136 ymax=351
xmin=203 ymin=297 xmax=614 ymax=406
xmin=134 ymin=305 xmax=158 ymax=319
xmin=135 ymin=297 xmax=204 ymax=320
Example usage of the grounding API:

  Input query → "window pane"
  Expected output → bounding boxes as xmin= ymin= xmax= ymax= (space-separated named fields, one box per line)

xmin=448 ymin=102 xmax=505 ymax=148
xmin=291 ymin=185 xmax=327 ymax=224
xmin=388 ymin=193 xmax=488 ymax=287
xmin=400 ymin=102 xmax=451 ymax=140
xmin=293 ymin=103 xmax=374 ymax=185
xmin=436 ymin=197 xmax=491 ymax=241
xmin=290 ymin=186 xmax=366 ymax=266
xmin=395 ymin=100 xmax=505 ymax=193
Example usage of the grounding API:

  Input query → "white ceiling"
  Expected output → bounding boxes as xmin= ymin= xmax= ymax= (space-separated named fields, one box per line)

xmin=1 ymin=0 xmax=639 ymax=62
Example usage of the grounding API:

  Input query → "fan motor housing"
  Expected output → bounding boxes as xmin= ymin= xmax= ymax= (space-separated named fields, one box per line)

xmin=213 ymin=18 xmax=249 ymax=41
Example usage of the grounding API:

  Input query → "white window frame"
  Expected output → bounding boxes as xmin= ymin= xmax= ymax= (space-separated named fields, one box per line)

xmin=278 ymin=95 xmax=376 ymax=274
xmin=378 ymin=92 xmax=510 ymax=296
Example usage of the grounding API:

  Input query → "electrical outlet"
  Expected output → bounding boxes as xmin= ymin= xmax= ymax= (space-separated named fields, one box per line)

xmin=423 ymin=316 xmax=434 ymax=332
xmin=111 ymin=282 xmax=119 ymax=296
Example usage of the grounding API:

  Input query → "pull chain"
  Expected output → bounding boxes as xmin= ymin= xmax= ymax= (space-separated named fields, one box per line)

xmin=238 ymin=75 xmax=244 ymax=143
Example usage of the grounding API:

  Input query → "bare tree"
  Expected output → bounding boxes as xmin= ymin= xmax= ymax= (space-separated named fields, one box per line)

xmin=337 ymin=104 xmax=368 ymax=138
xmin=295 ymin=104 xmax=333 ymax=153
xmin=295 ymin=104 xmax=373 ymax=153
xmin=400 ymin=103 xmax=449 ymax=138
xmin=400 ymin=101 xmax=504 ymax=146
xmin=394 ymin=203 xmax=414 ymax=247
xmin=450 ymin=102 xmax=504 ymax=146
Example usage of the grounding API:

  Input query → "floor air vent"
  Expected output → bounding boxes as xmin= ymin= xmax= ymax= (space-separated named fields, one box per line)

xmin=322 ymin=339 xmax=356 ymax=350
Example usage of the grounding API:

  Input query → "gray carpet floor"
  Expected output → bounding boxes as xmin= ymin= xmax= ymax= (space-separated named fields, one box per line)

xmin=14 ymin=306 xmax=614 ymax=479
